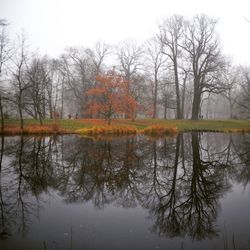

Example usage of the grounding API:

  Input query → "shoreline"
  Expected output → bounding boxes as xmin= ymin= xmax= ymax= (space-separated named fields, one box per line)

xmin=0 ymin=119 xmax=250 ymax=135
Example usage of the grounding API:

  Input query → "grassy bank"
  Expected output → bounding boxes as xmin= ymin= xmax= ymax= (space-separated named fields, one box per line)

xmin=0 ymin=118 xmax=250 ymax=135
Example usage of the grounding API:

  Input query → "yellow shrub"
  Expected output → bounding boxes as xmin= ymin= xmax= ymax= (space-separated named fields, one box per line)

xmin=76 ymin=126 xmax=137 ymax=135
xmin=142 ymin=125 xmax=178 ymax=135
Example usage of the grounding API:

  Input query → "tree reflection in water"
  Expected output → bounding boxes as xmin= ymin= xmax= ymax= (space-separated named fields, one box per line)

xmin=0 ymin=133 xmax=249 ymax=242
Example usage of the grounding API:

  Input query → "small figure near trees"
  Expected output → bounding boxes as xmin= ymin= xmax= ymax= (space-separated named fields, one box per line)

xmin=68 ymin=114 xmax=72 ymax=119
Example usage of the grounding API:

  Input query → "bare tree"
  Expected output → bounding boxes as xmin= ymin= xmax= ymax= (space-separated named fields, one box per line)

xmin=86 ymin=41 xmax=110 ymax=79
xmin=116 ymin=40 xmax=144 ymax=119
xmin=159 ymin=15 xmax=184 ymax=119
xmin=11 ymin=33 xmax=30 ymax=129
xmin=182 ymin=15 xmax=224 ymax=120
xmin=49 ymin=59 xmax=64 ymax=118
xmin=0 ymin=19 xmax=12 ymax=131
xmin=236 ymin=67 xmax=250 ymax=118
xmin=220 ymin=63 xmax=240 ymax=119
xmin=59 ymin=44 xmax=109 ymax=117
xmin=24 ymin=56 xmax=52 ymax=124
xmin=116 ymin=40 xmax=143 ymax=81
xmin=145 ymin=37 xmax=166 ymax=118
xmin=160 ymin=77 xmax=177 ymax=119
xmin=59 ymin=47 xmax=92 ymax=116
xmin=0 ymin=19 xmax=10 ymax=75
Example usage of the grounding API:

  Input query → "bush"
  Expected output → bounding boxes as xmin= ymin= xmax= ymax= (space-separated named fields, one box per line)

xmin=76 ymin=126 xmax=137 ymax=135
xmin=142 ymin=125 xmax=178 ymax=135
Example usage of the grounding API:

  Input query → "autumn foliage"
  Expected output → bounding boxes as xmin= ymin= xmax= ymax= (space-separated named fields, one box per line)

xmin=86 ymin=70 xmax=136 ymax=125
xmin=76 ymin=126 xmax=137 ymax=136
xmin=143 ymin=125 xmax=178 ymax=136
xmin=0 ymin=124 xmax=62 ymax=135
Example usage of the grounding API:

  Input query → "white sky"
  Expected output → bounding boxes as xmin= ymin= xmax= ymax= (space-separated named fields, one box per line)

xmin=1 ymin=0 xmax=250 ymax=64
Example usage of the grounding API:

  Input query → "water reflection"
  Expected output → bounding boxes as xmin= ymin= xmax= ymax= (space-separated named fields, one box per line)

xmin=0 ymin=133 xmax=249 ymax=246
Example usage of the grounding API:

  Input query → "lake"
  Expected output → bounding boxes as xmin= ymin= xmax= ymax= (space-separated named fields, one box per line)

xmin=0 ymin=133 xmax=249 ymax=250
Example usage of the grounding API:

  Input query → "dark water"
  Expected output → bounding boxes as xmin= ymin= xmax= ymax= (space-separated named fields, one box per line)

xmin=0 ymin=133 xmax=249 ymax=250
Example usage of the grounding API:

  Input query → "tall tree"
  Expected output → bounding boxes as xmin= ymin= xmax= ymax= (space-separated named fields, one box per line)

xmin=145 ymin=37 xmax=166 ymax=118
xmin=59 ymin=44 xmax=109 ymax=117
xmin=86 ymin=41 xmax=110 ymax=80
xmin=220 ymin=63 xmax=239 ymax=119
xmin=25 ymin=56 xmax=51 ymax=124
xmin=182 ymin=15 xmax=223 ymax=120
xmin=59 ymin=47 xmax=93 ymax=116
xmin=159 ymin=15 xmax=184 ymax=119
xmin=237 ymin=67 xmax=250 ymax=118
xmin=11 ymin=33 xmax=30 ymax=130
xmin=49 ymin=59 xmax=64 ymax=119
xmin=0 ymin=19 xmax=12 ymax=131
xmin=116 ymin=40 xmax=143 ymax=119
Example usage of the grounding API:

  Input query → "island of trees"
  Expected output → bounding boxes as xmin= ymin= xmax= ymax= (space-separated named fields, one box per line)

xmin=0 ymin=15 xmax=250 ymax=132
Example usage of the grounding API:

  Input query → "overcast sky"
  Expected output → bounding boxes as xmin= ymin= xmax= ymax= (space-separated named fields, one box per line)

xmin=1 ymin=0 xmax=250 ymax=64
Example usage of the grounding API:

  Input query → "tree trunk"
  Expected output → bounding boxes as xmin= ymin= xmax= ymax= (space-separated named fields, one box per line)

xmin=191 ymin=86 xmax=201 ymax=120
xmin=229 ymin=99 xmax=233 ymax=119
xmin=153 ymin=78 xmax=158 ymax=119
xmin=0 ymin=135 xmax=4 ymax=169
xmin=18 ymin=92 xmax=23 ymax=130
xmin=181 ymin=72 xmax=187 ymax=119
xmin=164 ymin=101 xmax=167 ymax=119
xmin=34 ymin=103 xmax=38 ymax=119
xmin=0 ymin=95 xmax=4 ymax=131
xmin=191 ymin=97 xmax=200 ymax=120
xmin=173 ymin=60 xmax=182 ymax=119
xmin=61 ymin=78 xmax=64 ymax=119
xmin=38 ymin=112 xmax=43 ymax=125
xmin=18 ymin=97 xmax=24 ymax=130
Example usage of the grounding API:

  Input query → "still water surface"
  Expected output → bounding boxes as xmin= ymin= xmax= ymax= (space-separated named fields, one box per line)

xmin=0 ymin=133 xmax=249 ymax=250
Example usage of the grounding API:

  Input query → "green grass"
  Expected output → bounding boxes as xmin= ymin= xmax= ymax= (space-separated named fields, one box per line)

xmin=3 ymin=119 xmax=91 ymax=130
xmin=1 ymin=118 xmax=250 ymax=134
xmin=111 ymin=119 xmax=250 ymax=132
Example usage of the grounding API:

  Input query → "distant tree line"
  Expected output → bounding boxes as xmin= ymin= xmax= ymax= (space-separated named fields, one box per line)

xmin=0 ymin=14 xmax=250 ymax=129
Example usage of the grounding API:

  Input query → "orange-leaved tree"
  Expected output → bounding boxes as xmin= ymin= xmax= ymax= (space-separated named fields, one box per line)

xmin=86 ymin=70 xmax=136 ymax=125
xmin=119 ymin=80 xmax=137 ymax=121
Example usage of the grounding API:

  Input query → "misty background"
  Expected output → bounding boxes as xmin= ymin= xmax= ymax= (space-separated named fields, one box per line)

xmin=0 ymin=0 xmax=250 ymax=122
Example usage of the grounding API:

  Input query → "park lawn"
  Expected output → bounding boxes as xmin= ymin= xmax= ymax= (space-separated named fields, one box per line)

xmin=1 ymin=118 xmax=250 ymax=135
xmin=77 ymin=118 xmax=250 ymax=132
xmin=2 ymin=118 xmax=91 ymax=131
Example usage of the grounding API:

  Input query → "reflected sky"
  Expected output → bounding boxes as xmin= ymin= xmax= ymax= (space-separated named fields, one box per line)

xmin=0 ymin=133 xmax=249 ymax=250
